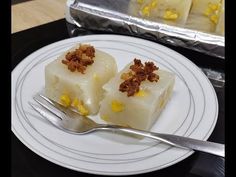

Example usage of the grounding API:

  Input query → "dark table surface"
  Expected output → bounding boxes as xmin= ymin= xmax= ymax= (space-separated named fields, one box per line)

xmin=11 ymin=19 xmax=225 ymax=177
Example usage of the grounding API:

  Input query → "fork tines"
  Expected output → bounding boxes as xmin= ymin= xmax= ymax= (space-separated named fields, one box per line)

xmin=33 ymin=94 xmax=65 ymax=120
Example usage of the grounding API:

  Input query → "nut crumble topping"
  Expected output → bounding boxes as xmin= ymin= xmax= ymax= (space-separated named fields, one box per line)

xmin=62 ymin=44 xmax=95 ymax=73
xmin=119 ymin=59 xmax=159 ymax=96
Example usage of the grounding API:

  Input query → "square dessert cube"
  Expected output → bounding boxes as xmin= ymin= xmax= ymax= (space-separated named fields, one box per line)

xmin=186 ymin=0 xmax=223 ymax=33
xmin=215 ymin=0 xmax=224 ymax=35
xmin=99 ymin=59 xmax=175 ymax=131
xmin=45 ymin=44 xmax=117 ymax=115
xmin=190 ymin=0 xmax=222 ymax=14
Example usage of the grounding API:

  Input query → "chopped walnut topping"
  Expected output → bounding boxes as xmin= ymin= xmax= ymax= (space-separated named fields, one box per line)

xmin=62 ymin=59 xmax=69 ymax=65
xmin=130 ymin=59 xmax=143 ymax=72
xmin=119 ymin=59 xmax=159 ymax=96
xmin=81 ymin=58 xmax=94 ymax=66
xmin=62 ymin=44 xmax=95 ymax=73
xmin=68 ymin=60 xmax=77 ymax=72
xmin=119 ymin=78 xmax=140 ymax=97
xmin=85 ymin=46 xmax=95 ymax=58
xmin=148 ymin=72 xmax=159 ymax=82
xmin=134 ymin=58 xmax=143 ymax=67
xmin=75 ymin=49 xmax=82 ymax=59
xmin=76 ymin=62 xmax=86 ymax=74
xmin=144 ymin=61 xmax=158 ymax=74
xmin=135 ymin=68 xmax=147 ymax=82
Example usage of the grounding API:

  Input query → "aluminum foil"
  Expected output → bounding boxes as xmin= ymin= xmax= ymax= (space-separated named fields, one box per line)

xmin=69 ymin=0 xmax=225 ymax=59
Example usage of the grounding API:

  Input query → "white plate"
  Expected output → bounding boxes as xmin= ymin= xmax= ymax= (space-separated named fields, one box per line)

xmin=11 ymin=34 xmax=218 ymax=175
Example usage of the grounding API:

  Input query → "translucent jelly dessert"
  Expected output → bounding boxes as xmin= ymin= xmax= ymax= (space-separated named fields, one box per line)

xmin=45 ymin=44 xmax=117 ymax=115
xmin=186 ymin=0 xmax=223 ymax=33
xmin=215 ymin=0 xmax=224 ymax=35
xmin=99 ymin=59 xmax=175 ymax=130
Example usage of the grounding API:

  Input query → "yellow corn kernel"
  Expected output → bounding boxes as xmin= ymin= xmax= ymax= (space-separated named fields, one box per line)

xmin=93 ymin=73 xmax=99 ymax=81
xmin=71 ymin=98 xmax=89 ymax=116
xmin=60 ymin=94 xmax=71 ymax=107
xmin=101 ymin=114 xmax=110 ymax=121
xmin=137 ymin=0 xmax=144 ymax=4
xmin=142 ymin=6 xmax=150 ymax=17
xmin=135 ymin=90 xmax=148 ymax=97
xmin=208 ymin=3 xmax=220 ymax=11
xmin=151 ymin=0 xmax=158 ymax=8
xmin=204 ymin=7 xmax=213 ymax=16
xmin=159 ymin=97 xmax=165 ymax=108
xmin=77 ymin=104 xmax=89 ymax=116
xmin=71 ymin=98 xmax=79 ymax=107
xmin=120 ymin=71 xmax=133 ymax=80
xmin=111 ymin=100 xmax=124 ymax=112
xmin=210 ymin=14 xmax=218 ymax=24
xmin=163 ymin=9 xmax=179 ymax=20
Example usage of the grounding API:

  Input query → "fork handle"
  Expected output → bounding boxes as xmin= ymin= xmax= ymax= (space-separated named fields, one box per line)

xmin=98 ymin=125 xmax=225 ymax=157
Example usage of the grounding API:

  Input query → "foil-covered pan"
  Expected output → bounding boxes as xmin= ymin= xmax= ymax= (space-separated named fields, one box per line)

xmin=69 ymin=0 xmax=224 ymax=59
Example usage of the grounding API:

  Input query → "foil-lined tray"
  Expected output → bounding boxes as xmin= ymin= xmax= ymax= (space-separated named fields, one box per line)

xmin=69 ymin=0 xmax=224 ymax=59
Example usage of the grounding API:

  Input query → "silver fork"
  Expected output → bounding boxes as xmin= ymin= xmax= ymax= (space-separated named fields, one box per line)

xmin=30 ymin=94 xmax=225 ymax=157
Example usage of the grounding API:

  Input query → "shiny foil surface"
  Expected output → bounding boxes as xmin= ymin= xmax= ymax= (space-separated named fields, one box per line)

xmin=70 ymin=0 xmax=224 ymax=59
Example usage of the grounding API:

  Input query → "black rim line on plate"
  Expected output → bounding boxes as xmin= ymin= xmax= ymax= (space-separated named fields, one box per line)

xmin=14 ymin=40 xmax=194 ymax=159
xmin=13 ymin=38 xmax=212 ymax=165
xmin=12 ymin=36 xmax=217 ymax=173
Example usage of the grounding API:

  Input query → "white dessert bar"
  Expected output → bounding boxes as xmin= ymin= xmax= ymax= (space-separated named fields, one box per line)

xmin=186 ymin=0 xmax=223 ymax=33
xmin=99 ymin=59 xmax=175 ymax=131
xmin=215 ymin=0 xmax=224 ymax=35
xmin=45 ymin=44 xmax=117 ymax=115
